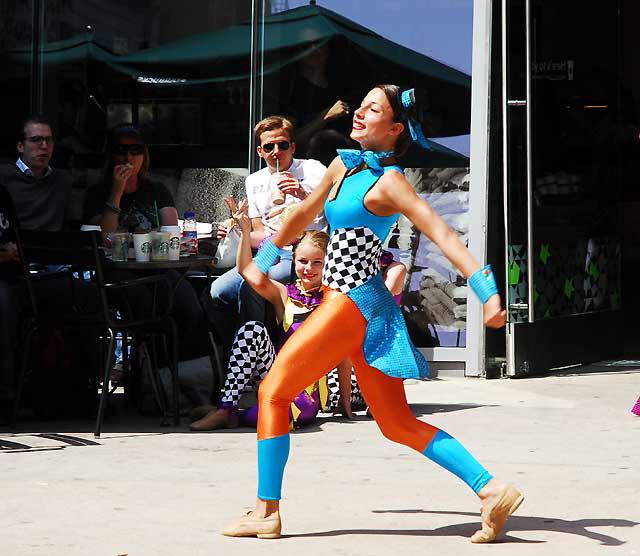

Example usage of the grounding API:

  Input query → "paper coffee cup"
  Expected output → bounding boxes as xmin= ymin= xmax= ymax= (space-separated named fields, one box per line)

xmin=160 ymin=225 xmax=181 ymax=261
xmin=150 ymin=231 xmax=170 ymax=262
xmin=133 ymin=232 xmax=152 ymax=262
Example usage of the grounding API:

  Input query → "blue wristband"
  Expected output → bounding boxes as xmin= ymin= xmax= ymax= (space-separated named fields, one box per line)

xmin=253 ymin=238 xmax=282 ymax=273
xmin=468 ymin=264 xmax=499 ymax=304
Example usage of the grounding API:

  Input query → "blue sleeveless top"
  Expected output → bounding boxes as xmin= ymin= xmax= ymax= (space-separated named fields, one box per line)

xmin=322 ymin=166 xmax=429 ymax=379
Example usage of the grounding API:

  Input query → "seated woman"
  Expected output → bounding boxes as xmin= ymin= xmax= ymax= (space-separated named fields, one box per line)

xmin=83 ymin=124 xmax=209 ymax=376
xmin=190 ymin=199 xmax=340 ymax=431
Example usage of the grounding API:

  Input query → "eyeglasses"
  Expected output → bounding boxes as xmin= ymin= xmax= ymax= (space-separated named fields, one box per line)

xmin=25 ymin=135 xmax=54 ymax=146
xmin=261 ymin=140 xmax=290 ymax=153
xmin=112 ymin=143 xmax=145 ymax=155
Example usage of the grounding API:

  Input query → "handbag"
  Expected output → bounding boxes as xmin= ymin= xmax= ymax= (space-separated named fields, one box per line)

xmin=214 ymin=225 xmax=241 ymax=268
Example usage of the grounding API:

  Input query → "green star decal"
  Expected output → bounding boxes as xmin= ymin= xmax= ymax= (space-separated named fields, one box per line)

xmin=563 ymin=278 xmax=574 ymax=299
xmin=508 ymin=261 xmax=521 ymax=285
xmin=588 ymin=262 xmax=600 ymax=281
xmin=539 ymin=243 xmax=550 ymax=265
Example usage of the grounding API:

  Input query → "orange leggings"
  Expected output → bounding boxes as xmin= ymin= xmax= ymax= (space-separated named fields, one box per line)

xmin=257 ymin=288 xmax=439 ymax=452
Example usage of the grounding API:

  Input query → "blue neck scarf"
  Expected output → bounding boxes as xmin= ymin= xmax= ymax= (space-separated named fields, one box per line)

xmin=336 ymin=149 xmax=395 ymax=176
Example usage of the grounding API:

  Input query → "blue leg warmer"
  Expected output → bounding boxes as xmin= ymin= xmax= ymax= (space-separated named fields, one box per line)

xmin=423 ymin=430 xmax=493 ymax=493
xmin=257 ymin=434 xmax=290 ymax=500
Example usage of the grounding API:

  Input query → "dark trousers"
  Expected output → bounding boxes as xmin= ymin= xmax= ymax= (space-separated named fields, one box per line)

xmin=0 ymin=279 xmax=20 ymax=400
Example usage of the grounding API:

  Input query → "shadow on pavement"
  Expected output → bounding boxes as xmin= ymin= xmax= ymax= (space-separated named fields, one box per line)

xmin=365 ymin=509 xmax=639 ymax=546
xmin=2 ymin=400 xmax=492 ymax=440
xmin=409 ymin=403 xmax=494 ymax=416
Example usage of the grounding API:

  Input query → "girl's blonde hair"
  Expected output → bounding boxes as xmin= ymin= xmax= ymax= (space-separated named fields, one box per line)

xmin=294 ymin=229 xmax=329 ymax=255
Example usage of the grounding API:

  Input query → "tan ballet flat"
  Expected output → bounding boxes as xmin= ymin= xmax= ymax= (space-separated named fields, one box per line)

xmin=470 ymin=485 xmax=524 ymax=543
xmin=222 ymin=511 xmax=281 ymax=539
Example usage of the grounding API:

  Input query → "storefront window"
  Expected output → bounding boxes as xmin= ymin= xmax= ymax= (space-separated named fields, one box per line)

xmin=1 ymin=1 xmax=255 ymax=226
xmin=264 ymin=0 xmax=473 ymax=347
xmin=0 ymin=1 xmax=34 ymax=159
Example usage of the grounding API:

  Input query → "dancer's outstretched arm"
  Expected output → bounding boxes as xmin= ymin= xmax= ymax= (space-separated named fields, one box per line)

xmin=374 ymin=171 xmax=505 ymax=328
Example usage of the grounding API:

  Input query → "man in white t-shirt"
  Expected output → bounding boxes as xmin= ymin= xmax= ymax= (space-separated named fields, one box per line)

xmin=205 ymin=116 xmax=327 ymax=344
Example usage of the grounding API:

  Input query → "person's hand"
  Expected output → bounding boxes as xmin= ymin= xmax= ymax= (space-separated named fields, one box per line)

xmin=231 ymin=200 xmax=250 ymax=235
xmin=216 ymin=221 xmax=229 ymax=240
xmin=112 ymin=163 xmax=134 ymax=196
xmin=483 ymin=295 xmax=506 ymax=328
xmin=275 ymin=171 xmax=307 ymax=199
xmin=0 ymin=242 xmax=19 ymax=263
xmin=222 ymin=195 xmax=250 ymax=235
xmin=324 ymin=100 xmax=350 ymax=122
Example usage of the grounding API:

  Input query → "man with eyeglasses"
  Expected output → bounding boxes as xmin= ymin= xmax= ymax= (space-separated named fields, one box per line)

xmin=204 ymin=115 xmax=327 ymax=358
xmin=0 ymin=115 xmax=76 ymax=422
xmin=0 ymin=115 xmax=71 ymax=231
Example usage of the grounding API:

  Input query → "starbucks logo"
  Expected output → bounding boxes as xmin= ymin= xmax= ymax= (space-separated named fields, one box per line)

xmin=159 ymin=241 xmax=169 ymax=254
xmin=141 ymin=242 xmax=151 ymax=254
xmin=169 ymin=237 xmax=180 ymax=249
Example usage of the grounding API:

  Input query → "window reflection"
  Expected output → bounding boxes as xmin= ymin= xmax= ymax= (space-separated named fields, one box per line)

xmin=264 ymin=1 xmax=473 ymax=347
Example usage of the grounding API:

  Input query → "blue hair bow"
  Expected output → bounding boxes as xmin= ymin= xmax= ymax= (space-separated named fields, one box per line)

xmin=400 ymin=89 xmax=432 ymax=151
xmin=336 ymin=149 xmax=395 ymax=176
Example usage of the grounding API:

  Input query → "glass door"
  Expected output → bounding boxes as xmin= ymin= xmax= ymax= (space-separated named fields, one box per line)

xmin=503 ymin=0 xmax=624 ymax=375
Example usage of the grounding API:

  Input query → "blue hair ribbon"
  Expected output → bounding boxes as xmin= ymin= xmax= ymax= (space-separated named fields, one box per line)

xmin=400 ymin=89 xmax=433 ymax=151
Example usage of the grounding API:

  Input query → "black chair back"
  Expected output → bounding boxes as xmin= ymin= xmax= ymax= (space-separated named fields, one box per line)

xmin=16 ymin=229 xmax=110 ymax=322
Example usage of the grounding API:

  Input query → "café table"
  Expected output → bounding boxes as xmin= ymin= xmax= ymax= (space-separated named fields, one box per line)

xmin=106 ymin=253 xmax=217 ymax=273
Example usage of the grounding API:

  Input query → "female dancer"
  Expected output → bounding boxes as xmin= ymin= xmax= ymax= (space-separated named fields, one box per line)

xmin=223 ymin=85 xmax=523 ymax=542
xmin=191 ymin=200 xmax=336 ymax=430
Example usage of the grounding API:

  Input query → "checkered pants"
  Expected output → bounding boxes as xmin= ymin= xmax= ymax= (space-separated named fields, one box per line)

xmin=220 ymin=320 xmax=275 ymax=406
xmin=325 ymin=367 xmax=366 ymax=412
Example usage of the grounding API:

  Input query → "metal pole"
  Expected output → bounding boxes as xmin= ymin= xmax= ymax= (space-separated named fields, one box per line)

xmin=465 ymin=0 xmax=493 ymax=377
xmin=525 ymin=0 xmax=534 ymax=323
xmin=30 ymin=0 xmax=44 ymax=114
xmin=248 ymin=0 xmax=261 ymax=174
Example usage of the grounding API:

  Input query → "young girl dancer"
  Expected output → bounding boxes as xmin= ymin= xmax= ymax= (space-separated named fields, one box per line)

xmin=191 ymin=199 xmax=337 ymax=430
xmin=223 ymin=85 xmax=523 ymax=542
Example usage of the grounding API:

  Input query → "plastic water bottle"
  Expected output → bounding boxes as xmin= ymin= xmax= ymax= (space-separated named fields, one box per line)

xmin=182 ymin=211 xmax=198 ymax=256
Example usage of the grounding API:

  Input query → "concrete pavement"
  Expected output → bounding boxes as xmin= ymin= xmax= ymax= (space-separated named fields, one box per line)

xmin=1 ymin=366 xmax=639 ymax=556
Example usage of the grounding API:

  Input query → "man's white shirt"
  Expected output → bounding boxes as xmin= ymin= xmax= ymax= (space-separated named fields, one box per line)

xmin=245 ymin=158 xmax=328 ymax=240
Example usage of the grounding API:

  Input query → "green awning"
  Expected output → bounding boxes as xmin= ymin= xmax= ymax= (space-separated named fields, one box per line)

xmin=1 ymin=5 xmax=471 ymax=137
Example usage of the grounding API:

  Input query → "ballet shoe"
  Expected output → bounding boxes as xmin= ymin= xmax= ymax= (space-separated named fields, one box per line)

xmin=222 ymin=511 xmax=281 ymax=539
xmin=189 ymin=409 xmax=237 ymax=431
xmin=470 ymin=484 xmax=524 ymax=543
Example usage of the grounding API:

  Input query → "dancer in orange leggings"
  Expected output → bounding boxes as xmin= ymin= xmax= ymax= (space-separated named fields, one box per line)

xmin=223 ymin=85 xmax=523 ymax=542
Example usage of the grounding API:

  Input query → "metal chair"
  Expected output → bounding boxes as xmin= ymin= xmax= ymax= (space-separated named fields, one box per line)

xmin=12 ymin=230 xmax=180 ymax=437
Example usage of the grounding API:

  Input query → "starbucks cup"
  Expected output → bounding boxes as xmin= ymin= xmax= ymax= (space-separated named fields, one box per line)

xmin=150 ymin=231 xmax=170 ymax=262
xmin=270 ymin=172 xmax=286 ymax=205
xmin=160 ymin=225 xmax=181 ymax=261
xmin=133 ymin=232 xmax=152 ymax=262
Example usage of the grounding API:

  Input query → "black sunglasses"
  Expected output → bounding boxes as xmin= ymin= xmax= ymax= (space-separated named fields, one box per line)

xmin=261 ymin=140 xmax=290 ymax=153
xmin=113 ymin=143 xmax=145 ymax=155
